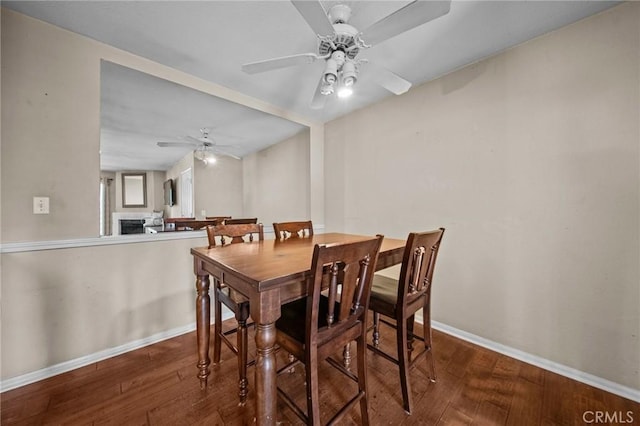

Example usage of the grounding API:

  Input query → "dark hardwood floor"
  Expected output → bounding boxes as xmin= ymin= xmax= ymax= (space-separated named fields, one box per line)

xmin=2 ymin=319 xmax=638 ymax=425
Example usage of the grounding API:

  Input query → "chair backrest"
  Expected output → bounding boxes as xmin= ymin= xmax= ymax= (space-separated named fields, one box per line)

xmin=206 ymin=223 xmax=264 ymax=248
xmin=396 ymin=228 xmax=445 ymax=306
xmin=206 ymin=216 xmax=232 ymax=222
xmin=165 ymin=217 xmax=201 ymax=230
xmin=307 ymin=235 xmax=384 ymax=345
xmin=224 ymin=218 xmax=258 ymax=225
xmin=273 ymin=221 xmax=314 ymax=239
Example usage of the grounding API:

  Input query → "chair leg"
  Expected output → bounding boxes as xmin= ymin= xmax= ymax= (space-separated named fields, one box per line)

xmin=287 ymin=352 xmax=296 ymax=373
xmin=237 ymin=316 xmax=249 ymax=405
xmin=306 ymin=350 xmax=321 ymax=425
xmin=356 ymin=334 xmax=370 ymax=426
xmin=407 ymin=314 xmax=416 ymax=363
xmin=397 ymin=314 xmax=413 ymax=414
xmin=423 ymin=301 xmax=436 ymax=382
xmin=212 ymin=280 xmax=222 ymax=364
xmin=342 ymin=342 xmax=351 ymax=370
xmin=372 ymin=311 xmax=380 ymax=347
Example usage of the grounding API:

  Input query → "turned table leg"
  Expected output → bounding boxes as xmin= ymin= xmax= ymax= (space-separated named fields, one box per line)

xmin=195 ymin=273 xmax=211 ymax=389
xmin=255 ymin=322 xmax=278 ymax=425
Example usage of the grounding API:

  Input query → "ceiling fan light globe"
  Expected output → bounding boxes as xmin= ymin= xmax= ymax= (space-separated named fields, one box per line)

xmin=320 ymin=83 xmax=335 ymax=96
xmin=342 ymin=60 xmax=357 ymax=87
xmin=337 ymin=86 xmax=353 ymax=98
xmin=323 ymin=58 xmax=338 ymax=84
xmin=325 ymin=74 xmax=337 ymax=85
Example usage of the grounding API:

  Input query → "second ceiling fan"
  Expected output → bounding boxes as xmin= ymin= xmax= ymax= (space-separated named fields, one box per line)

xmin=157 ymin=128 xmax=241 ymax=164
xmin=242 ymin=0 xmax=451 ymax=109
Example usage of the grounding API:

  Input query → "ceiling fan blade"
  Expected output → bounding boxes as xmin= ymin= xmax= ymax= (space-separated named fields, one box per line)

xmin=360 ymin=0 xmax=451 ymax=46
xmin=368 ymin=64 xmax=412 ymax=95
xmin=310 ymin=73 xmax=329 ymax=110
xmin=185 ymin=135 xmax=207 ymax=144
xmin=242 ymin=53 xmax=322 ymax=74
xmin=157 ymin=141 xmax=198 ymax=148
xmin=212 ymin=149 xmax=241 ymax=161
xmin=291 ymin=0 xmax=334 ymax=36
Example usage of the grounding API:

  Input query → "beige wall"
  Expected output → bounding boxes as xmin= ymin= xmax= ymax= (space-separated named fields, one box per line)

xmin=243 ymin=129 xmax=311 ymax=226
xmin=1 ymin=8 xmax=101 ymax=242
xmin=325 ymin=3 xmax=639 ymax=390
xmin=1 ymin=237 xmax=203 ymax=378
xmin=194 ymin=156 xmax=244 ymax=219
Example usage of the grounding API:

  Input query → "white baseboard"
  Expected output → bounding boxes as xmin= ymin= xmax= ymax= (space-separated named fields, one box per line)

xmin=430 ymin=320 xmax=640 ymax=403
xmin=1 ymin=312 xmax=227 ymax=393
xmin=2 ymin=314 xmax=638 ymax=404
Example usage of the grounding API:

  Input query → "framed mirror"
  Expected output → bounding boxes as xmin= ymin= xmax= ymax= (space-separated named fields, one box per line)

xmin=122 ymin=173 xmax=147 ymax=207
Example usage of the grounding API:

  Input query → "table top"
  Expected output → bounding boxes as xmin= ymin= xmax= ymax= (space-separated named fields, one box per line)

xmin=191 ymin=233 xmax=406 ymax=291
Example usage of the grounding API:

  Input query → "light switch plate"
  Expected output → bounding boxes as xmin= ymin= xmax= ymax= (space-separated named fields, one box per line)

xmin=33 ymin=197 xmax=50 ymax=214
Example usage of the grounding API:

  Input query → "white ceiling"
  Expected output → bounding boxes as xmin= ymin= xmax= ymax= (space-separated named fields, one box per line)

xmin=4 ymin=0 xmax=619 ymax=171
xmin=99 ymin=60 xmax=307 ymax=171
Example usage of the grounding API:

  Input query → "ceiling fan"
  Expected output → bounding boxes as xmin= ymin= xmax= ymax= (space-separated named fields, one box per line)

xmin=241 ymin=0 xmax=451 ymax=109
xmin=157 ymin=128 xmax=241 ymax=164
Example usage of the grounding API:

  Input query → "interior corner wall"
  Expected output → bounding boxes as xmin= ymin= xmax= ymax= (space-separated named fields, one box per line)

xmin=324 ymin=3 xmax=639 ymax=390
xmin=164 ymin=151 xmax=194 ymax=218
xmin=149 ymin=171 xmax=165 ymax=212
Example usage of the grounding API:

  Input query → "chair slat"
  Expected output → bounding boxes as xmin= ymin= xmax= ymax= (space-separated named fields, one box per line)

xmin=410 ymin=246 xmax=426 ymax=294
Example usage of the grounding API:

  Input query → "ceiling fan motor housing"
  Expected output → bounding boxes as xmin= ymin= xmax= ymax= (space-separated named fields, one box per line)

xmin=318 ymin=24 xmax=360 ymax=59
xmin=318 ymin=5 xmax=360 ymax=59
xmin=328 ymin=4 xmax=351 ymax=24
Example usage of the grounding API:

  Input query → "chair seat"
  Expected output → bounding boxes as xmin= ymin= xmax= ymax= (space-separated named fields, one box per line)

xmin=276 ymin=296 xmax=337 ymax=347
xmin=371 ymin=274 xmax=399 ymax=308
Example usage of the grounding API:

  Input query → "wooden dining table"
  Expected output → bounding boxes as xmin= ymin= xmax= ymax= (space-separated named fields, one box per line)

xmin=191 ymin=233 xmax=406 ymax=425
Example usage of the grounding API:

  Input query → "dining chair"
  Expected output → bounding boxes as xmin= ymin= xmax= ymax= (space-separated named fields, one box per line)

xmin=224 ymin=217 xmax=258 ymax=225
xmin=206 ymin=223 xmax=264 ymax=247
xmin=367 ymin=228 xmax=445 ymax=414
xmin=275 ymin=235 xmax=384 ymax=425
xmin=272 ymin=220 xmax=314 ymax=239
xmin=205 ymin=223 xmax=264 ymax=404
